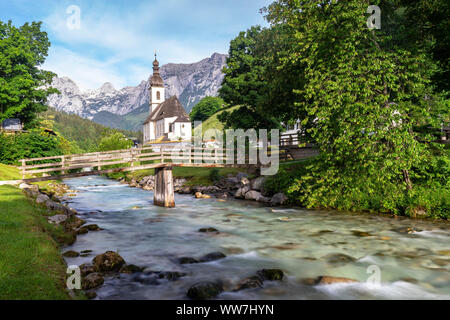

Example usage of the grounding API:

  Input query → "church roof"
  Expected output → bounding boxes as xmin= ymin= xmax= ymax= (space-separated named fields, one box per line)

xmin=143 ymin=96 xmax=191 ymax=124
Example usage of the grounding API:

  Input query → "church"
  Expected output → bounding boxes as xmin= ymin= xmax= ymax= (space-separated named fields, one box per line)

xmin=143 ymin=55 xmax=192 ymax=144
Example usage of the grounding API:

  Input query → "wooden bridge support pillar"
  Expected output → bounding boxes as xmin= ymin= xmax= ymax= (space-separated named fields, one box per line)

xmin=154 ymin=166 xmax=175 ymax=207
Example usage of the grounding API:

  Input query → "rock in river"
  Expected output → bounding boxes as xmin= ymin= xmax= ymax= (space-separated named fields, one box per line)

xmin=82 ymin=272 xmax=104 ymax=290
xmin=179 ymin=257 xmax=199 ymax=264
xmin=187 ymin=281 xmax=224 ymax=300
xmin=80 ymin=264 xmax=97 ymax=277
xmin=119 ymin=264 xmax=144 ymax=274
xmin=198 ymin=227 xmax=219 ymax=233
xmin=199 ymin=252 xmax=226 ymax=262
xmin=234 ymin=276 xmax=264 ymax=291
xmin=257 ymin=269 xmax=284 ymax=281
xmin=270 ymin=193 xmax=288 ymax=206
xmin=63 ymin=250 xmax=80 ymax=258
xmin=93 ymin=251 xmax=126 ymax=272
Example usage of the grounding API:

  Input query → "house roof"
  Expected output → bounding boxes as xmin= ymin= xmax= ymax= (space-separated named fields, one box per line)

xmin=143 ymin=96 xmax=191 ymax=124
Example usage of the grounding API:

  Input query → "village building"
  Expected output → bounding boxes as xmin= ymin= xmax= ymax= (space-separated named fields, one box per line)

xmin=143 ymin=55 xmax=192 ymax=144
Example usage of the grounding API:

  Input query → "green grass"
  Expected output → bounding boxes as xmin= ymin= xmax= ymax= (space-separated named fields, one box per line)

xmin=195 ymin=105 xmax=241 ymax=134
xmin=0 ymin=164 xmax=70 ymax=300
xmin=0 ymin=163 xmax=20 ymax=181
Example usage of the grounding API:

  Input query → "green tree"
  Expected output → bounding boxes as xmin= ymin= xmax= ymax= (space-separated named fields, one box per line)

xmin=218 ymin=26 xmax=280 ymax=130
xmin=190 ymin=96 xmax=225 ymax=123
xmin=264 ymin=0 xmax=438 ymax=208
xmin=0 ymin=20 xmax=57 ymax=128
xmin=98 ymin=132 xmax=133 ymax=152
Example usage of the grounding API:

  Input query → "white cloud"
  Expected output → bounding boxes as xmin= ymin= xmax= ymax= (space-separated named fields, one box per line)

xmin=42 ymin=46 xmax=127 ymax=91
xmin=40 ymin=0 xmax=269 ymax=89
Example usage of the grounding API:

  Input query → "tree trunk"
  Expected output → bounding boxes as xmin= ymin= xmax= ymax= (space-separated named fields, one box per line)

xmin=402 ymin=169 xmax=413 ymax=191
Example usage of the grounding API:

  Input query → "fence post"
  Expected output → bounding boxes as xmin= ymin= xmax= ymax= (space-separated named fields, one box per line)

xmin=130 ymin=149 xmax=135 ymax=167
xmin=61 ymin=156 xmax=66 ymax=175
xmin=97 ymin=152 xmax=101 ymax=171
xmin=21 ymin=159 xmax=26 ymax=180
xmin=161 ymin=147 xmax=165 ymax=164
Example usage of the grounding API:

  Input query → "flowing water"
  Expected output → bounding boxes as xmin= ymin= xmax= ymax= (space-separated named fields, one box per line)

xmin=62 ymin=176 xmax=450 ymax=300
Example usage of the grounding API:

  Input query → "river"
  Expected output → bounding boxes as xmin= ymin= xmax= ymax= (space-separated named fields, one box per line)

xmin=61 ymin=176 xmax=449 ymax=300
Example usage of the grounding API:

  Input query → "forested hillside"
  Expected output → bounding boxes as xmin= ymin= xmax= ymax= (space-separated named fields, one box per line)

xmin=43 ymin=109 xmax=141 ymax=152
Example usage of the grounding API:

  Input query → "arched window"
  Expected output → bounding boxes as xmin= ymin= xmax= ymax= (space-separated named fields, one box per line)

xmin=156 ymin=91 xmax=161 ymax=100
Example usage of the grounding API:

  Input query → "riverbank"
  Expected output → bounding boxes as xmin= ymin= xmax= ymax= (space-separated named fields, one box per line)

xmin=0 ymin=165 xmax=71 ymax=299
xmin=109 ymin=165 xmax=448 ymax=221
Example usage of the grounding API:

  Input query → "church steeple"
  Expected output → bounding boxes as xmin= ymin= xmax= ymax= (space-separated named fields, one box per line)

xmin=149 ymin=52 xmax=165 ymax=113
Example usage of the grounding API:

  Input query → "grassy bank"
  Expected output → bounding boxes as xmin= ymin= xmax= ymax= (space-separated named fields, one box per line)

xmin=0 ymin=164 xmax=70 ymax=299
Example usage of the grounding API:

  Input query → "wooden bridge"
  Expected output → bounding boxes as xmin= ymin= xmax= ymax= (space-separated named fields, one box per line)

xmin=0 ymin=136 xmax=318 ymax=207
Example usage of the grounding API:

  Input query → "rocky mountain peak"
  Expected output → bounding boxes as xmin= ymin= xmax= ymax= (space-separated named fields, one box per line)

xmin=46 ymin=52 xmax=227 ymax=129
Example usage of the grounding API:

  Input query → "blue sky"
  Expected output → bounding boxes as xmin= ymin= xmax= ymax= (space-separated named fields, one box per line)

xmin=0 ymin=0 xmax=271 ymax=90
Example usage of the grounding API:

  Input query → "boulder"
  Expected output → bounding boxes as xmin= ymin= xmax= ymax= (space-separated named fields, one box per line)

xmin=198 ymin=227 xmax=219 ymax=233
xmin=78 ymin=224 xmax=102 ymax=234
xmin=23 ymin=187 xmax=40 ymax=198
xmin=63 ymin=250 xmax=80 ymax=258
xmin=179 ymin=257 xmax=199 ymax=264
xmin=250 ymin=177 xmax=265 ymax=191
xmin=47 ymin=214 xmax=69 ymax=225
xmin=92 ymin=251 xmax=126 ymax=272
xmin=257 ymin=196 xmax=271 ymax=204
xmin=195 ymin=192 xmax=203 ymax=199
xmin=79 ymin=264 xmax=97 ymax=277
xmin=62 ymin=216 xmax=86 ymax=231
xmin=234 ymin=276 xmax=263 ymax=291
xmin=179 ymin=187 xmax=192 ymax=194
xmin=85 ymin=291 xmax=97 ymax=299
xmin=240 ymin=177 xmax=250 ymax=186
xmin=270 ymin=193 xmax=288 ymax=206
xmin=187 ymin=281 xmax=224 ymax=300
xmin=234 ymin=186 xmax=250 ymax=199
xmin=199 ymin=252 xmax=226 ymax=262
xmin=257 ymin=269 xmax=284 ymax=281
xmin=245 ymin=190 xmax=261 ymax=201
xmin=82 ymin=273 xmax=104 ymax=290
xmin=119 ymin=264 xmax=144 ymax=274
xmin=36 ymin=194 xmax=50 ymax=204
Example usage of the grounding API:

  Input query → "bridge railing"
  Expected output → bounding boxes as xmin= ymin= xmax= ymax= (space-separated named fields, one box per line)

xmin=17 ymin=146 xmax=298 ymax=180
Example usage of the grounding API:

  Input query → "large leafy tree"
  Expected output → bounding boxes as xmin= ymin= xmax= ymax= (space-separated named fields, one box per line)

xmin=0 ymin=20 xmax=57 ymax=128
xmin=189 ymin=96 xmax=225 ymax=123
xmin=218 ymin=26 xmax=280 ymax=130
xmin=264 ymin=0 xmax=438 ymax=206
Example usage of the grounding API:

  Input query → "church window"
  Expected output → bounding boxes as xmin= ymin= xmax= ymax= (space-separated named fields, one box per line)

xmin=157 ymin=91 xmax=161 ymax=100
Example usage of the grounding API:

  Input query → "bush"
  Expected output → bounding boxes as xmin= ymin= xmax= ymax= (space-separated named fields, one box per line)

xmin=0 ymin=132 xmax=63 ymax=164
xmin=262 ymin=157 xmax=449 ymax=219
xmin=98 ymin=132 xmax=133 ymax=152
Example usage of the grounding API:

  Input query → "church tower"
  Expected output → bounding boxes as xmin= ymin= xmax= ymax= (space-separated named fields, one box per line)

xmin=149 ymin=54 xmax=165 ymax=113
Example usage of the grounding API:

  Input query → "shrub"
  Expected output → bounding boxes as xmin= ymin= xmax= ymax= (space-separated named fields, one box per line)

xmin=0 ymin=132 xmax=63 ymax=164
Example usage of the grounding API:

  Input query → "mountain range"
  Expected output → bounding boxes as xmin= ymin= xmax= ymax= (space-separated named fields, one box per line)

xmin=46 ymin=53 xmax=227 ymax=131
